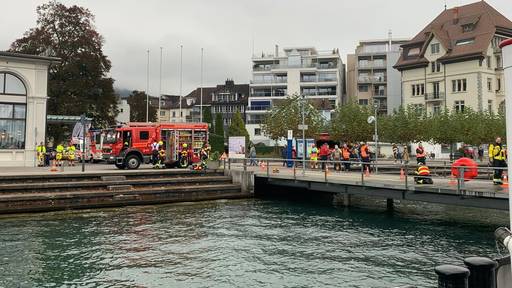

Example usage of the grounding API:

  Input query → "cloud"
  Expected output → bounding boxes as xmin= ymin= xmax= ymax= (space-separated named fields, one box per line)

xmin=2 ymin=0 xmax=511 ymax=96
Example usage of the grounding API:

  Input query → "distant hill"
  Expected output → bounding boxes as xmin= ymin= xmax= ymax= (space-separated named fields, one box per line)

xmin=115 ymin=87 xmax=132 ymax=98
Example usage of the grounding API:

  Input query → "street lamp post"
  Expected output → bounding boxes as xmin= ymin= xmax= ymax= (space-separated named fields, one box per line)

xmin=373 ymin=102 xmax=379 ymax=173
xmin=146 ymin=49 xmax=150 ymax=122
xmin=179 ymin=45 xmax=183 ymax=122
xmin=301 ymin=94 xmax=306 ymax=176
xmin=158 ymin=47 xmax=163 ymax=123
xmin=200 ymin=48 xmax=204 ymax=123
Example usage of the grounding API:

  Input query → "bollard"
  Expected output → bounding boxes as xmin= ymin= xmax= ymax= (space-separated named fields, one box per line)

xmin=463 ymin=257 xmax=497 ymax=288
xmin=435 ymin=264 xmax=470 ymax=288
xmin=243 ymin=158 xmax=247 ymax=172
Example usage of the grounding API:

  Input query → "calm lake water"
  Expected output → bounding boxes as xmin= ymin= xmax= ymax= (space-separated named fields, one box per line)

xmin=0 ymin=198 xmax=507 ymax=288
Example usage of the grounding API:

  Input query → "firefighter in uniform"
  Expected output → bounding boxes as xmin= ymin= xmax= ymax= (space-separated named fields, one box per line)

xmin=157 ymin=143 xmax=166 ymax=168
xmin=36 ymin=142 xmax=46 ymax=167
xmin=55 ymin=143 xmax=65 ymax=166
xmin=489 ymin=137 xmax=507 ymax=185
xmin=414 ymin=164 xmax=433 ymax=184
xmin=67 ymin=144 xmax=76 ymax=166
xmin=309 ymin=144 xmax=318 ymax=169
xmin=180 ymin=143 xmax=189 ymax=168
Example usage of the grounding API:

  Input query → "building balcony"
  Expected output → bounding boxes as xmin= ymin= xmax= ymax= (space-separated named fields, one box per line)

xmin=373 ymin=92 xmax=387 ymax=98
xmin=247 ymin=105 xmax=271 ymax=111
xmin=373 ymin=76 xmax=387 ymax=83
xmin=425 ymin=92 xmax=445 ymax=102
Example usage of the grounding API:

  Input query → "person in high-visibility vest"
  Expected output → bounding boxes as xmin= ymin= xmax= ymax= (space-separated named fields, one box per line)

xmin=309 ymin=144 xmax=318 ymax=169
xmin=360 ymin=142 xmax=371 ymax=173
xmin=36 ymin=142 xmax=46 ymax=167
xmin=55 ymin=143 xmax=64 ymax=166
xmin=342 ymin=143 xmax=351 ymax=171
xmin=489 ymin=137 xmax=507 ymax=185
xmin=67 ymin=144 xmax=76 ymax=166
xmin=414 ymin=164 xmax=433 ymax=184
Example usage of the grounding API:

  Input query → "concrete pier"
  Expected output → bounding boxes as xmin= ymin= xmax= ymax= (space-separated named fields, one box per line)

xmin=0 ymin=169 xmax=250 ymax=214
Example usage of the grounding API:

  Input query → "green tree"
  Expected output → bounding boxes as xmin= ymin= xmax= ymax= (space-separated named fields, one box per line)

xmin=330 ymin=102 xmax=374 ymax=143
xmin=209 ymin=113 xmax=225 ymax=153
xmin=203 ymin=107 xmax=213 ymax=133
xmin=380 ymin=106 xmax=427 ymax=145
xmin=262 ymin=95 xmax=325 ymax=141
xmin=127 ymin=90 xmax=156 ymax=122
xmin=9 ymin=1 xmax=118 ymax=138
xmin=228 ymin=110 xmax=250 ymax=148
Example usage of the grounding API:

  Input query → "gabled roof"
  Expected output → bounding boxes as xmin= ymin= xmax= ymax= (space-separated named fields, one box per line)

xmin=395 ymin=1 xmax=512 ymax=70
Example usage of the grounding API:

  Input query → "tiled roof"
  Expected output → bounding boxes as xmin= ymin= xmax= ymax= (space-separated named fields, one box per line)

xmin=395 ymin=1 xmax=512 ymax=70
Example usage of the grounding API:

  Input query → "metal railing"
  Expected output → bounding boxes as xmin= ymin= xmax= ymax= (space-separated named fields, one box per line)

xmin=425 ymin=92 xmax=445 ymax=101
xmin=221 ymin=157 xmax=508 ymax=197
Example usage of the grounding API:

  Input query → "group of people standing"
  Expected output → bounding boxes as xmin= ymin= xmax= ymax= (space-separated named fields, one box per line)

xmin=36 ymin=142 xmax=77 ymax=167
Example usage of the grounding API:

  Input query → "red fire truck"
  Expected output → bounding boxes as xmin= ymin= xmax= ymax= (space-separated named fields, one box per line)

xmin=111 ymin=122 xmax=209 ymax=169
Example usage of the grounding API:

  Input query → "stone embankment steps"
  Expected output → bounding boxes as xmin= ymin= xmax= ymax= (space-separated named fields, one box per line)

xmin=0 ymin=176 xmax=233 ymax=194
xmin=0 ymin=170 xmax=247 ymax=214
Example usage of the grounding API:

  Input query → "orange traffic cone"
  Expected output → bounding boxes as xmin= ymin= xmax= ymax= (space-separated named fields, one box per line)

xmin=400 ymin=168 xmax=405 ymax=180
xmin=501 ymin=172 xmax=509 ymax=188
xmin=49 ymin=160 xmax=58 ymax=172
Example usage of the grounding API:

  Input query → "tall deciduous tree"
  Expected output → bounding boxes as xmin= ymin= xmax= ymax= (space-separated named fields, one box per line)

xmin=9 ymin=1 xmax=118 ymax=137
xmin=203 ymin=107 xmax=213 ymax=133
xmin=330 ymin=102 xmax=374 ymax=143
xmin=209 ymin=113 xmax=225 ymax=153
xmin=127 ymin=90 xmax=156 ymax=122
xmin=380 ymin=106 xmax=427 ymax=144
xmin=228 ymin=110 xmax=250 ymax=147
xmin=262 ymin=95 xmax=325 ymax=141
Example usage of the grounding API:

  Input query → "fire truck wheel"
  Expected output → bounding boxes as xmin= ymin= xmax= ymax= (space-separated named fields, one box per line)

xmin=125 ymin=155 xmax=141 ymax=169
xmin=115 ymin=163 xmax=126 ymax=169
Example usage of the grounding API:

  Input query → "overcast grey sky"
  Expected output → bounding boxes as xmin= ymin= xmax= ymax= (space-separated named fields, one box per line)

xmin=1 ymin=0 xmax=511 ymax=96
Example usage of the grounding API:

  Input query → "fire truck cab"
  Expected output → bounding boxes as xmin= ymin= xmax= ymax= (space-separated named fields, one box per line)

xmin=112 ymin=122 xmax=209 ymax=169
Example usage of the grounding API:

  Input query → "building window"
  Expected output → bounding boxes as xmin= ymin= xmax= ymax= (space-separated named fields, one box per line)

xmin=160 ymin=111 xmax=165 ymax=116
xmin=497 ymin=78 xmax=501 ymax=91
xmin=487 ymin=78 xmax=492 ymax=91
xmin=431 ymin=43 xmax=440 ymax=54
xmin=433 ymin=104 xmax=441 ymax=115
xmin=412 ymin=84 xmax=425 ymax=96
xmin=454 ymin=100 xmax=465 ymax=113
xmin=0 ymin=103 xmax=26 ymax=149
xmin=412 ymin=104 xmax=424 ymax=113
xmin=452 ymin=79 xmax=467 ymax=92
xmin=455 ymin=38 xmax=475 ymax=46
xmin=496 ymin=55 xmax=502 ymax=68
xmin=488 ymin=100 xmax=493 ymax=112
xmin=358 ymin=99 xmax=369 ymax=105
xmin=462 ymin=23 xmax=475 ymax=33
xmin=486 ymin=56 xmax=492 ymax=68
xmin=172 ymin=111 xmax=176 ymax=117
xmin=0 ymin=73 xmax=27 ymax=95
xmin=254 ymin=128 xmax=261 ymax=136
xmin=431 ymin=61 xmax=441 ymax=73
xmin=139 ymin=131 xmax=149 ymax=140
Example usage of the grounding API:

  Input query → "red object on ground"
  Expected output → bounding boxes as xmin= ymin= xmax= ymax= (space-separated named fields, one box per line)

xmin=451 ymin=157 xmax=478 ymax=180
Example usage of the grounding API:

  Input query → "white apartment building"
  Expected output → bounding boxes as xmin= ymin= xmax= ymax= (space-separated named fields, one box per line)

xmin=247 ymin=46 xmax=344 ymax=145
xmin=394 ymin=1 xmax=512 ymax=114
xmin=347 ymin=37 xmax=409 ymax=115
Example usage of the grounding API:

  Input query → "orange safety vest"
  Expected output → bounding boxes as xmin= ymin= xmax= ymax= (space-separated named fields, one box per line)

xmin=417 ymin=165 xmax=430 ymax=176
xmin=342 ymin=148 xmax=350 ymax=159
xmin=361 ymin=145 xmax=368 ymax=158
